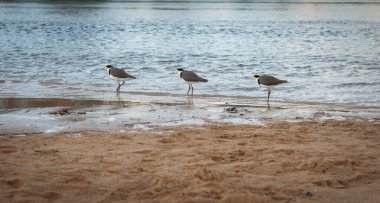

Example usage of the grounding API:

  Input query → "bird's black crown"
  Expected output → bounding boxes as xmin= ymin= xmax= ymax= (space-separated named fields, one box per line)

xmin=106 ymin=65 xmax=113 ymax=68
xmin=253 ymin=75 xmax=260 ymax=78
xmin=177 ymin=68 xmax=184 ymax=71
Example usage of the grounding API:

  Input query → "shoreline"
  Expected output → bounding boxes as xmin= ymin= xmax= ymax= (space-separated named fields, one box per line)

xmin=1 ymin=96 xmax=379 ymax=135
xmin=1 ymin=120 xmax=379 ymax=202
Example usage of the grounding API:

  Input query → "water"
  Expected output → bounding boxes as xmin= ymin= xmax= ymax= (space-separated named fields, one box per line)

xmin=1 ymin=1 xmax=380 ymax=107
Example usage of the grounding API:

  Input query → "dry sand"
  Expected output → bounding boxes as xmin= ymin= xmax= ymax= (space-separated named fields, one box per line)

xmin=1 ymin=120 xmax=380 ymax=203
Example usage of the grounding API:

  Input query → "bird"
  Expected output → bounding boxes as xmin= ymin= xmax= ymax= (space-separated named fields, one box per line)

xmin=176 ymin=68 xmax=208 ymax=95
xmin=252 ymin=74 xmax=287 ymax=109
xmin=103 ymin=65 xmax=136 ymax=93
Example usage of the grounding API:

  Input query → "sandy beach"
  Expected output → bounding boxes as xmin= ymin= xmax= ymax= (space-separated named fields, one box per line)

xmin=2 ymin=1 xmax=380 ymax=202
xmin=1 ymin=120 xmax=379 ymax=203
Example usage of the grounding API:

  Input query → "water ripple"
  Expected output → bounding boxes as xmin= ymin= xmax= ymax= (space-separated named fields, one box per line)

xmin=0 ymin=2 xmax=380 ymax=107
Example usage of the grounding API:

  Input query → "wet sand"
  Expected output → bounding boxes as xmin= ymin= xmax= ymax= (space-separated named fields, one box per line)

xmin=1 ymin=97 xmax=380 ymax=136
xmin=1 ymin=120 xmax=379 ymax=203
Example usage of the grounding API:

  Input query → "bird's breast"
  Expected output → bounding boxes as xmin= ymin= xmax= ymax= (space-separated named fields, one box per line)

xmin=184 ymin=80 xmax=197 ymax=84
xmin=109 ymin=75 xmax=132 ymax=81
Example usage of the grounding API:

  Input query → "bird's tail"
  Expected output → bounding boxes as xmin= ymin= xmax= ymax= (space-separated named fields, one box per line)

xmin=280 ymin=80 xmax=288 ymax=83
xmin=201 ymin=78 xmax=208 ymax=82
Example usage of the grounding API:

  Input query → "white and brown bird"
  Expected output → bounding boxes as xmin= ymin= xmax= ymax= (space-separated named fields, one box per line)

xmin=177 ymin=68 xmax=208 ymax=95
xmin=103 ymin=65 xmax=136 ymax=93
xmin=252 ymin=74 xmax=287 ymax=109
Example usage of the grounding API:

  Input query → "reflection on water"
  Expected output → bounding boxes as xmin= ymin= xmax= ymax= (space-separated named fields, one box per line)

xmin=186 ymin=96 xmax=194 ymax=105
xmin=0 ymin=2 xmax=380 ymax=108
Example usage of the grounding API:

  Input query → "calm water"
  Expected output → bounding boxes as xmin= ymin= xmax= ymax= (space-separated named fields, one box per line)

xmin=1 ymin=2 xmax=380 ymax=107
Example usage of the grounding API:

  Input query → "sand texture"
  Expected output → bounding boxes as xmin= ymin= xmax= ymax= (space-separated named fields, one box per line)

xmin=1 ymin=120 xmax=380 ymax=203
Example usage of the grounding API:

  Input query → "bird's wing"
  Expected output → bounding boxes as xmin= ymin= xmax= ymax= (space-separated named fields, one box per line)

xmin=260 ymin=75 xmax=287 ymax=86
xmin=110 ymin=68 xmax=136 ymax=79
xmin=182 ymin=71 xmax=208 ymax=82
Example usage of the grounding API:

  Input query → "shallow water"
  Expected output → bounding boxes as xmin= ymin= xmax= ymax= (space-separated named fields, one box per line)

xmin=1 ymin=97 xmax=379 ymax=135
xmin=0 ymin=1 xmax=380 ymax=107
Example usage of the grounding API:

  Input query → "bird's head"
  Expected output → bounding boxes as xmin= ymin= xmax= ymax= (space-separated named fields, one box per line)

xmin=251 ymin=75 xmax=260 ymax=80
xmin=176 ymin=68 xmax=184 ymax=76
xmin=103 ymin=65 xmax=113 ymax=71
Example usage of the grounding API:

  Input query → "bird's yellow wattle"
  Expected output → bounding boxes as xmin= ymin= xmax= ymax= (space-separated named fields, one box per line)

xmin=103 ymin=67 xmax=109 ymax=71
xmin=251 ymin=77 xmax=256 ymax=80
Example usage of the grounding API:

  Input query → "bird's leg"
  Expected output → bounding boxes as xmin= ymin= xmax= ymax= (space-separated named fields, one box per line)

xmin=267 ymin=89 xmax=271 ymax=109
xmin=120 ymin=81 xmax=125 ymax=92
xmin=116 ymin=81 xmax=125 ymax=93
xmin=191 ymin=84 xmax=194 ymax=95
xmin=116 ymin=81 xmax=121 ymax=92
xmin=187 ymin=84 xmax=191 ymax=95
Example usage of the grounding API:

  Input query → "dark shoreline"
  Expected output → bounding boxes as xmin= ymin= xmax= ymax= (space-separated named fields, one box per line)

xmin=1 ymin=96 xmax=379 ymax=110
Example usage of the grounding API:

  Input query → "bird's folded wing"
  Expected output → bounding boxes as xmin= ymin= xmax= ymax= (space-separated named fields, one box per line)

xmin=182 ymin=71 xmax=207 ymax=82
xmin=111 ymin=68 xmax=136 ymax=79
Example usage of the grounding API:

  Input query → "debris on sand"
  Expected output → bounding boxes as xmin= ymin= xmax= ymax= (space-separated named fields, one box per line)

xmin=48 ymin=109 xmax=86 ymax=116
xmin=225 ymin=107 xmax=238 ymax=113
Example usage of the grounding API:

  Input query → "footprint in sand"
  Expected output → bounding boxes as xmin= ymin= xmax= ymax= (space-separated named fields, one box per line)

xmin=158 ymin=137 xmax=175 ymax=144
xmin=211 ymin=156 xmax=225 ymax=162
xmin=132 ymin=149 xmax=153 ymax=154
xmin=0 ymin=146 xmax=17 ymax=154
xmin=43 ymin=192 xmax=62 ymax=202
xmin=1 ymin=178 xmax=24 ymax=189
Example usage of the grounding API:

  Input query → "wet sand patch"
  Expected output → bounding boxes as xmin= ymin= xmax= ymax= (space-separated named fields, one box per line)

xmin=0 ymin=97 xmax=379 ymax=135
